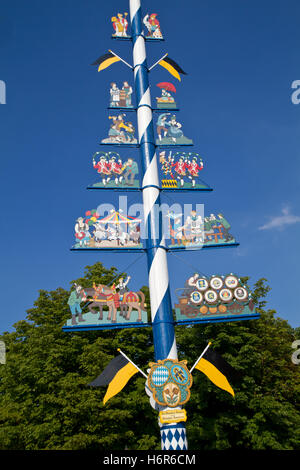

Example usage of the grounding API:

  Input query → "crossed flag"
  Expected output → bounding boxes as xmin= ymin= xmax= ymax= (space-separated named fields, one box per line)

xmin=89 ymin=344 xmax=237 ymax=404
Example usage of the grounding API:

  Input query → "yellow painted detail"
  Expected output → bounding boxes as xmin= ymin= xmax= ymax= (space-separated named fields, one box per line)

xmin=98 ymin=56 xmax=120 ymax=72
xmin=195 ymin=358 xmax=235 ymax=397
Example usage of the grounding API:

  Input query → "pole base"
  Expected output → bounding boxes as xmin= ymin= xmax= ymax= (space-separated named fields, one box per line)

xmin=160 ymin=422 xmax=188 ymax=450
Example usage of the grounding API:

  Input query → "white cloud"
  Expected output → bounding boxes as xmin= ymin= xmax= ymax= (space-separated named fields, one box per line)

xmin=258 ymin=206 xmax=300 ymax=231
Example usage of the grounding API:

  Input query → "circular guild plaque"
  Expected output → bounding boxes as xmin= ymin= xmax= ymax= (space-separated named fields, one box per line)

xmin=204 ymin=289 xmax=218 ymax=304
xmin=219 ymin=288 xmax=233 ymax=303
xmin=196 ymin=278 xmax=209 ymax=291
xmin=225 ymin=275 xmax=239 ymax=289
xmin=210 ymin=276 xmax=223 ymax=290
xmin=190 ymin=291 xmax=203 ymax=304
xmin=234 ymin=287 xmax=248 ymax=301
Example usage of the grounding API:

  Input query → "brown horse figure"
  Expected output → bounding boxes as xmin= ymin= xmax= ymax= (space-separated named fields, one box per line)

xmin=79 ymin=287 xmax=110 ymax=321
xmin=121 ymin=290 xmax=146 ymax=321
xmin=80 ymin=285 xmax=146 ymax=323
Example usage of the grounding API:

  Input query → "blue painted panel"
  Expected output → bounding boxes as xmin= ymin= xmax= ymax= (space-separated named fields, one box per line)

xmin=175 ymin=312 xmax=260 ymax=326
xmin=63 ymin=309 xmax=149 ymax=331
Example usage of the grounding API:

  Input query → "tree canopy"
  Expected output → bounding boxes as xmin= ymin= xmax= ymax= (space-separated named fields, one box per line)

xmin=0 ymin=262 xmax=299 ymax=450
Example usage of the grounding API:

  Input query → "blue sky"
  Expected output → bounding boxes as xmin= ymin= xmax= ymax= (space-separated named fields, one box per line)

xmin=0 ymin=0 xmax=299 ymax=331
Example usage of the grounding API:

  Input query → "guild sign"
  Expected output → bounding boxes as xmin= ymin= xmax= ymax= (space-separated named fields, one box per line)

xmin=89 ymin=152 xmax=140 ymax=189
xmin=156 ymin=114 xmax=193 ymax=146
xmin=175 ymin=273 xmax=259 ymax=324
xmin=102 ymin=113 xmax=137 ymax=145
xmin=147 ymin=359 xmax=193 ymax=408
xmin=111 ymin=12 xmax=130 ymax=38
xmin=62 ymin=276 xmax=148 ymax=332
xmin=166 ymin=210 xmax=237 ymax=249
xmin=143 ymin=13 xmax=163 ymax=39
xmin=156 ymin=82 xmax=177 ymax=109
xmin=158 ymin=150 xmax=211 ymax=190
xmin=72 ymin=209 xmax=142 ymax=249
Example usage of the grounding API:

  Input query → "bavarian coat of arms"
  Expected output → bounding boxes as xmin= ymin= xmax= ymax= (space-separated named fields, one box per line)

xmin=147 ymin=358 xmax=193 ymax=407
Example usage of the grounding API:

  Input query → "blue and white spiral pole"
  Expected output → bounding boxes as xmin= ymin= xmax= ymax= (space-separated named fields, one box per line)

xmin=129 ymin=0 xmax=188 ymax=451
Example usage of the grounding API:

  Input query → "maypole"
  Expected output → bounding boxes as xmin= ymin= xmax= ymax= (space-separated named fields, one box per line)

xmin=129 ymin=0 xmax=187 ymax=450
xmin=63 ymin=0 xmax=261 ymax=454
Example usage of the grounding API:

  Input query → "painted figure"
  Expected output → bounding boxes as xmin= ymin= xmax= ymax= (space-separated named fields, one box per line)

xmin=156 ymin=113 xmax=169 ymax=141
xmin=110 ymin=82 xmax=120 ymax=107
xmin=167 ymin=211 xmax=184 ymax=244
xmin=109 ymin=82 xmax=133 ymax=108
xmin=159 ymin=151 xmax=205 ymax=189
xmin=182 ymin=210 xmax=204 ymax=243
xmin=167 ymin=209 xmax=236 ymax=247
xmin=183 ymin=273 xmax=200 ymax=296
xmin=156 ymin=114 xmax=193 ymax=146
xmin=168 ymin=210 xmax=235 ymax=248
xmin=166 ymin=115 xmax=184 ymax=142
xmin=112 ymin=12 xmax=129 ymax=37
xmin=204 ymin=214 xmax=219 ymax=243
xmin=121 ymin=81 xmax=133 ymax=107
xmin=116 ymin=276 xmax=131 ymax=316
xmin=122 ymin=121 xmax=135 ymax=142
xmin=129 ymin=222 xmax=140 ymax=244
xmin=156 ymin=82 xmax=177 ymax=109
xmin=204 ymin=213 xmax=235 ymax=245
xmin=167 ymin=209 xmax=204 ymax=246
xmin=217 ymin=213 xmax=234 ymax=242
xmin=161 ymin=89 xmax=172 ymax=100
xmin=102 ymin=114 xmax=137 ymax=144
xmin=172 ymin=156 xmax=188 ymax=187
xmin=109 ymin=155 xmax=123 ymax=185
xmin=91 ymin=152 xmax=139 ymax=188
xmin=187 ymin=156 xmax=203 ymax=187
xmin=65 ymin=282 xmax=146 ymax=325
xmin=68 ymin=283 xmax=86 ymax=325
xmin=93 ymin=154 xmax=111 ymax=186
xmin=159 ymin=151 xmax=174 ymax=178
xmin=123 ymin=158 xmax=139 ymax=185
xmin=116 ymin=276 xmax=131 ymax=301
xmin=143 ymin=13 xmax=163 ymax=38
xmin=75 ymin=217 xmax=91 ymax=247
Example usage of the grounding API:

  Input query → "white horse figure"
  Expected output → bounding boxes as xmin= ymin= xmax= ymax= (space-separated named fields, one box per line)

xmin=118 ymin=231 xmax=130 ymax=245
xmin=107 ymin=226 xmax=118 ymax=241
xmin=93 ymin=222 xmax=107 ymax=243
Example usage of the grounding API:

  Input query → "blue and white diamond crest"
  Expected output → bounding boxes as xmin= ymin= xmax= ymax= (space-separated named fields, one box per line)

xmin=152 ymin=366 xmax=170 ymax=386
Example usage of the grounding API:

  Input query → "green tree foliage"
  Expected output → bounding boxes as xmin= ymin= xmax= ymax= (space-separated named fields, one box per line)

xmin=0 ymin=263 xmax=299 ymax=450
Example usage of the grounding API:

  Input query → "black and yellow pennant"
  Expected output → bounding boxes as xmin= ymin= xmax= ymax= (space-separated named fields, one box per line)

xmin=195 ymin=348 xmax=237 ymax=397
xmin=89 ymin=354 xmax=139 ymax=404
xmin=158 ymin=55 xmax=187 ymax=81
xmin=91 ymin=52 xmax=121 ymax=72
xmin=91 ymin=51 xmax=186 ymax=81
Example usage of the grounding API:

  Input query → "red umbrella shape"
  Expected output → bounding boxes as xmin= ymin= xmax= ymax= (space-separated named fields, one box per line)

xmin=156 ymin=82 xmax=176 ymax=93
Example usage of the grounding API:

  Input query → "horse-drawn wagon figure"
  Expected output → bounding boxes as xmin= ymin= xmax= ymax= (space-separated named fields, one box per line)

xmin=67 ymin=278 xmax=147 ymax=327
